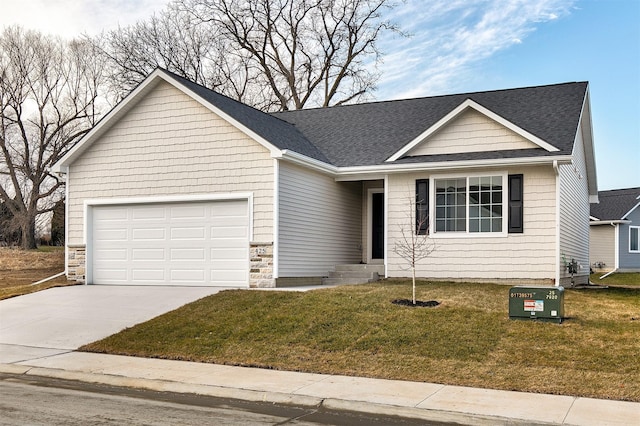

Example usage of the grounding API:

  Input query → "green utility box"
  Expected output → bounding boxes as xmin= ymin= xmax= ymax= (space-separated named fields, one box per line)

xmin=509 ymin=286 xmax=565 ymax=323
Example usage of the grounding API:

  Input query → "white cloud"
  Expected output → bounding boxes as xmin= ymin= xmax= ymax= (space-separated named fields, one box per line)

xmin=376 ymin=0 xmax=576 ymax=99
xmin=0 ymin=0 xmax=170 ymax=38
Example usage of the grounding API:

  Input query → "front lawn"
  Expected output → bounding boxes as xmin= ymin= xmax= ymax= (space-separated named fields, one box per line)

xmin=81 ymin=280 xmax=640 ymax=402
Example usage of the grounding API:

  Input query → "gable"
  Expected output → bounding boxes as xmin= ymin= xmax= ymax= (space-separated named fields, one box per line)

xmin=405 ymin=108 xmax=541 ymax=157
xmin=386 ymin=99 xmax=560 ymax=163
xmin=72 ymin=80 xmax=273 ymax=168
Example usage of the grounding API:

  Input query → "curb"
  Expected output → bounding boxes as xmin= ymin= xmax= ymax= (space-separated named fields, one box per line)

xmin=0 ymin=363 xmax=550 ymax=426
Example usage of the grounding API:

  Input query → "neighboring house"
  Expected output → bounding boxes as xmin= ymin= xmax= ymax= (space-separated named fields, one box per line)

xmin=590 ymin=187 xmax=640 ymax=273
xmin=52 ymin=68 xmax=598 ymax=288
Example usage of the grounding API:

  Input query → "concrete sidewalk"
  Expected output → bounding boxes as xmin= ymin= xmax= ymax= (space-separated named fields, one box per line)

xmin=1 ymin=348 xmax=638 ymax=425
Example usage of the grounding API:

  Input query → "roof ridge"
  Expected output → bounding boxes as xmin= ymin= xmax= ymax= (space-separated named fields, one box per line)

xmin=273 ymin=81 xmax=589 ymax=114
xmin=598 ymin=187 xmax=640 ymax=194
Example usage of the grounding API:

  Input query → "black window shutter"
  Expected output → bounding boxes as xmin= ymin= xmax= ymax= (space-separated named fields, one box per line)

xmin=508 ymin=174 xmax=523 ymax=233
xmin=416 ymin=179 xmax=429 ymax=235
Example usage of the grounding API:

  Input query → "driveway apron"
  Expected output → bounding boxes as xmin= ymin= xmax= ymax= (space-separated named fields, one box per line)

xmin=0 ymin=285 xmax=223 ymax=362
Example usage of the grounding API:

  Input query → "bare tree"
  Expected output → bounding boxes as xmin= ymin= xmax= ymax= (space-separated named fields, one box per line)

xmin=180 ymin=0 xmax=402 ymax=111
xmin=392 ymin=191 xmax=435 ymax=305
xmin=92 ymin=4 xmax=229 ymax=100
xmin=0 ymin=27 xmax=107 ymax=249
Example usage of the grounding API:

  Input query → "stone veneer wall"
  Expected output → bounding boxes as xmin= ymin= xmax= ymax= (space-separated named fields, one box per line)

xmin=67 ymin=244 xmax=86 ymax=283
xmin=250 ymin=242 xmax=275 ymax=288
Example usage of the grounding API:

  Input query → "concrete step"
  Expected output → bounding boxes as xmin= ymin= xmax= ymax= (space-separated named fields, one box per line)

xmin=327 ymin=271 xmax=380 ymax=280
xmin=321 ymin=277 xmax=378 ymax=286
xmin=322 ymin=264 xmax=384 ymax=286
xmin=334 ymin=264 xmax=385 ymax=275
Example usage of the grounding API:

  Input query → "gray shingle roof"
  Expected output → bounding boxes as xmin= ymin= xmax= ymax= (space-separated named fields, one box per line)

xmin=167 ymin=71 xmax=330 ymax=163
xmin=590 ymin=187 xmax=640 ymax=220
xmin=273 ymin=82 xmax=588 ymax=167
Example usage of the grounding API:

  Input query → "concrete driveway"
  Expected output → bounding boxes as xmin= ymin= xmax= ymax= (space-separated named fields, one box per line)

xmin=0 ymin=285 xmax=224 ymax=363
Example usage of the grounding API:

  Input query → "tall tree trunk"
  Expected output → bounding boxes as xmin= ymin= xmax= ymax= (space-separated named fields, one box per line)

xmin=20 ymin=214 xmax=37 ymax=250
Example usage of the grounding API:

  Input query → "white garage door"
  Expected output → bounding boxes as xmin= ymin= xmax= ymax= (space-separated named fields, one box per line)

xmin=91 ymin=200 xmax=249 ymax=287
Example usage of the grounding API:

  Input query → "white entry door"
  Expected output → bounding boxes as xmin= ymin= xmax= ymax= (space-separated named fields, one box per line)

xmin=91 ymin=200 xmax=249 ymax=287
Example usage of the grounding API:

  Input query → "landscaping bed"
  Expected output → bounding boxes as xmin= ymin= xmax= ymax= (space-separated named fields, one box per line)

xmin=81 ymin=279 xmax=640 ymax=402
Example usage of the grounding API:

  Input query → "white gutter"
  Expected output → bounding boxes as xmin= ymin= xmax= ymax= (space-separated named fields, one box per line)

xmin=277 ymin=149 xmax=573 ymax=180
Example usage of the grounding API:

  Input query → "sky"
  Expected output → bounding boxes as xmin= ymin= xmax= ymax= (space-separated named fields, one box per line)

xmin=1 ymin=0 xmax=638 ymax=191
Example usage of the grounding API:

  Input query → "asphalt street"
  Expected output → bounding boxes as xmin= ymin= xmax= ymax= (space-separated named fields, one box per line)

xmin=0 ymin=373 xmax=450 ymax=426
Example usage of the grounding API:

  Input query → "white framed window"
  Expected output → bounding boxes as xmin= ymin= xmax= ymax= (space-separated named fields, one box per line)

xmin=630 ymin=226 xmax=640 ymax=253
xmin=431 ymin=173 xmax=506 ymax=237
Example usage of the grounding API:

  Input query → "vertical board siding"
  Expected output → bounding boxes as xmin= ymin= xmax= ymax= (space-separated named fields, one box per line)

xmin=407 ymin=109 xmax=539 ymax=156
xmin=386 ymin=166 xmax=557 ymax=281
xmin=589 ymin=225 xmax=616 ymax=271
xmin=558 ymin=124 xmax=590 ymax=284
xmin=67 ymin=81 xmax=274 ymax=245
xmin=278 ymin=161 xmax=362 ymax=277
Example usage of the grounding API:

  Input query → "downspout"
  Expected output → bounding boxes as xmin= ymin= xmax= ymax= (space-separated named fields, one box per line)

xmin=553 ymin=160 xmax=561 ymax=286
xmin=600 ymin=222 xmax=619 ymax=279
xmin=384 ymin=174 xmax=389 ymax=278
xmin=272 ymin=158 xmax=279 ymax=280
xmin=62 ymin=167 xmax=69 ymax=277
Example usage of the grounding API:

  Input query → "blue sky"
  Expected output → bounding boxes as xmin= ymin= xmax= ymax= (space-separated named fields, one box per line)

xmin=1 ymin=0 xmax=638 ymax=190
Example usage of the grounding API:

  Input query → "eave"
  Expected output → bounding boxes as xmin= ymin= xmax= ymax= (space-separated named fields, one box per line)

xmin=277 ymin=149 xmax=573 ymax=181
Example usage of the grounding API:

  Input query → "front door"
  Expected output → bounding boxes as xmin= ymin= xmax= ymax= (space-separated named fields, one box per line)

xmin=371 ymin=192 xmax=384 ymax=259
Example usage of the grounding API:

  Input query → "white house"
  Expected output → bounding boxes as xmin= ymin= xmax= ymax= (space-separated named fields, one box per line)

xmin=52 ymin=68 xmax=598 ymax=288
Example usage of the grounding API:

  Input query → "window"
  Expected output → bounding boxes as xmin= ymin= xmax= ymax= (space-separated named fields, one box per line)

xmin=435 ymin=178 xmax=467 ymax=232
xmin=469 ymin=176 xmax=503 ymax=233
xmin=631 ymin=227 xmax=640 ymax=253
xmin=434 ymin=175 xmax=503 ymax=234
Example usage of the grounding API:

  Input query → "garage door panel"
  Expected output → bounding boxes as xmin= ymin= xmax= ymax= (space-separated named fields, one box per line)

xmin=210 ymin=248 xmax=246 ymax=260
xmin=210 ymin=238 xmax=247 ymax=249
xmin=170 ymin=248 xmax=205 ymax=260
xmin=170 ymin=227 xmax=206 ymax=240
xmin=94 ymin=249 xmax=128 ymax=261
xmin=210 ymin=269 xmax=247 ymax=282
xmin=132 ymin=228 xmax=166 ymax=241
xmin=132 ymin=248 xmax=166 ymax=261
xmin=132 ymin=269 xmax=165 ymax=281
xmin=94 ymin=268 xmax=127 ymax=282
xmin=211 ymin=226 xmax=247 ymax=238
xmin=170 ymin=269 xmax=206 ymax=282
xmin=211 ymin=201 xmax=247 ymax=217
xmin=132 ymin=207 xmax=166 ymax=220
xmin=94 ymin=208 xmax=128 ymax=221
xmin=92 ymin=200 xmax=249 ymax=287
xmin=94 ymin=228 xmax=128 ymax=241
xmin=171 ymin=205 xmax=207 ymax=219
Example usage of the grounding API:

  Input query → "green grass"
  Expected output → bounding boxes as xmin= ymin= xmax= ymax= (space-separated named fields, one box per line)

xmin=591 ymin=272 xmax=640 ymax=287
xmin=81 ymin=280 xmax=640 ymax=402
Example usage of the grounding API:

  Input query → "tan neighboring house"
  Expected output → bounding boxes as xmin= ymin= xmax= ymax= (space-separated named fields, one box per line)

xmin=51 ymin=68 xmax=598 ymax=288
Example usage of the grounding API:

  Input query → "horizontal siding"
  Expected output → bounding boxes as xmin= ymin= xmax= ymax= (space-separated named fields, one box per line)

xmin=408 ymin=109 xmax=538 ymax=156
xmin=278 ymin=161 xmax=362 ymax=277
xmin=558 ymin=125 xmax=590 ymax=284
xmin=589 ymin=225 xmax=616 ymax=271
xmin=386 ymin=166 xmax=557 ymax=281
xmin=619 ymin=207 xmax=640 ymax=268
xmin=68 ymin=81 xmax=274 ymax=245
